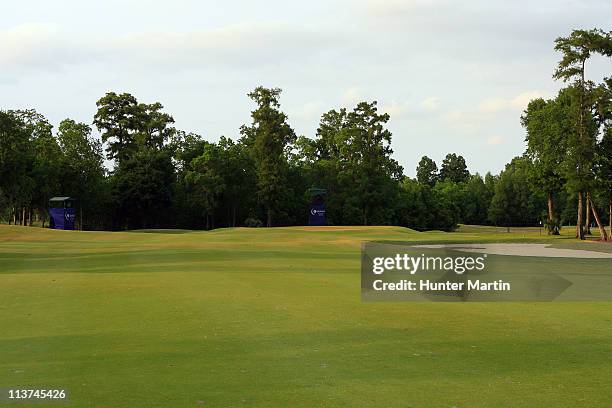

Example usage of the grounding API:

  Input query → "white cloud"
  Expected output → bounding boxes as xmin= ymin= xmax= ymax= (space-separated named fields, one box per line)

xmin=510 ymin=91 xmax=547 ymax=109
xmin=420 ymin=96 xmax=439 ymax=111
xmin=487 ymin=135 xmax=504 ymax=145
xmin=0 ymin=23 xmax=77 ymax=70
xmin=380 ymin=97 xmax=439 ymax=119
xmin=108 ymin=22 xmax=338 ymax=67
xmin=342 ymin=87 xmax=363 ymax=106
xmin=477 ymin=90 xmax=548 ymax=114
xmin=380 ymin=100 xmax=410 ymax=118
xmin=0 ymin=22 xmax=342 ymax=73
xmin=289 ymin=101 xmax=325 ymax=123
xmin=477 ymin=97 xmax=510 ymax=114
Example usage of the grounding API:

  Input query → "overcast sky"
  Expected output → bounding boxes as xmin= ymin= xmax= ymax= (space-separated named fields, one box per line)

xmin=1 ymin=0 xmax=610 ymax=176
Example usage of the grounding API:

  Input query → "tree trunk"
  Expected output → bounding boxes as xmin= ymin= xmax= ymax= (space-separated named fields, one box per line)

xmin=588 ymin=196 xmax=608 ymax=241
xmin=546 ymin=191 xmax=559 ymax=235
xmin=547 ymin=192 xmax=554 ymax=223
xmin=585 ymin=192 xmax=592 ymax=235
xmin=609 ymin=196 xmax=611 ymax=238
xmin=28 ymin=207 xmax=32 ymax=227
xmin=266 ymin=208 xmax=272 ymax=228
xmin=576 ymin=191 xmax=585 ymax=240
xmin=22 ymin=207 xmax=26 ymax=226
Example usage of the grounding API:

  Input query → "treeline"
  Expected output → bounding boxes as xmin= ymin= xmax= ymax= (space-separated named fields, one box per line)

xmin=0 ymin=29 xmax=610 ymax=238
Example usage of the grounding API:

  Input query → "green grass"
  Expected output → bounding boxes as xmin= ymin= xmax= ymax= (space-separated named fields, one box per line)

xmin=1 ymin=224 xmax=611 ymax=407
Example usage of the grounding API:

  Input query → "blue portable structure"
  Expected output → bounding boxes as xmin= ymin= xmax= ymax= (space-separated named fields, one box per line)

xmin=49 ymin=197 xmax=76 ymax=230
xmin=308 ymin=188 xmax=327 ymax=226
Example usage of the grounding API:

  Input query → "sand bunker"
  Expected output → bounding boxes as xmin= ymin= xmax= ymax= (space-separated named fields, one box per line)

xmin=415 ymin=243 xmax=612 ymax=259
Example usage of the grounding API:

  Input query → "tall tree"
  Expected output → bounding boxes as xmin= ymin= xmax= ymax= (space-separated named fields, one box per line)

xmin=240 ymin=87 xmax=295 ymax=227
xmin=0 ymin=111 xmax=33 ymax=225
xmin=593 ymin=79 xmax=612 ymax=238
xmin=93 ymin=92 xmax=139 ymax=162
xmin=553 ymin=28 xmax=612 ymax=239
xmin=439 ymin=153 xmax=470 ymax=183
xmin=8 ymin=109 xmax=57 ymax=225
xmin=521 ymin=93 xmax=572 ymax=234
xmin=416 ymin=156 xmax=438 ymax=186
xmin=57 ymin=119 xmax=107 ymax=229
xmin=184 ymin=142 xmax=225 ymax=229
xmin=489 ymin=157 xmax=541 ymax=231
xmin=343 ymin=101 xmax=403 ymax=225
xmin=113 ymin=148 xmax=175 ymax=229
xmin=596 ymin=131 xmax=612 ymax=234
xmin=135 ymin=102 xmax=176 ymax=149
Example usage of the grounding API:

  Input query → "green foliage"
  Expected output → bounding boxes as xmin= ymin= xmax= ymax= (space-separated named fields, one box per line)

xmin=416 ymin=156 xmax=438 ymax=186
xmin=522 ymin=95 xmax=568 ymax=196
xmin=553 ymin=29 xmax=612 ymax=239
xmin=439 ymin=153 xmax=470 ymax=183
xmin=488 ymin=157 xmax=544 ymax=228
xmin=298 ymin=101 xmax=402 ymax=225
xmin=113 ymin=148 xmax=175 ymax=229
xmin=57 ymin=119 xmax=108 ymax=229
xmin=396 ymin=178 xmax=457 ymax=231
xmin=94 ymin=92 xmax=175 ymax=163
xmin=240 ymin=87 xmax=296 ymax=227
xmin=553 ymin=29 xmax=612 ymax=83
xmin=0 ymin=111 xmax=33 ymax=215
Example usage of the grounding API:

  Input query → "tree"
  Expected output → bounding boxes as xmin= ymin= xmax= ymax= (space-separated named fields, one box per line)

xmin=93 ymin=92 xmax=139 ymax=162
xmin=295 ymin=108 xmax=349 ymax=225
xmin=553 ymin=28 xmax=612 ymax=239
xmin=416 ymin=156 xmax=438 ymax=186
xmin=461 ymin=174 xmax=493 ymax=225
xmin=31 ymin=125 xmax=62 ymax=227
xmin=439 ymin=153 xmax=470 ymax=183
xmin=217 ymin=137 xmax=256 ymax=227
xmin=113 ymin=148 xmax=175 ymax=229
xmin=10 ymin=110 xmax=62 ymax=226
xmin=57 ymin=119 xmax=107 ymax=229
xmin=593 ymin=80 xmax=612 ymax=237
xmin=135 ymin=102 xmax=175 ymax=149
xmin=598 ymin=131 xmax=612 ymax=234
xmin=343 ymin=101 xmax=403 ymax=225
xmin=94 ymin=92 xmax=175 ymax=164
xmin=488 ymin=157 xmax=541 ymax=231
xmin=396 ymin=178 xmax=457 ymax=231
xmin=184 ymin=142 xmax=225 ymax=229
xmin=240 ymin=87 xmax=296 ymax=227
xmin=0 ymin=111 xmax=33 ymax=225
xmin=521 ymin=92 xmax=572 ymax=234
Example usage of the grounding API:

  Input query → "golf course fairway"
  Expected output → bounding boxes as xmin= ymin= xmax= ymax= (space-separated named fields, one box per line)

xmin=1 ymin=224 xmax=611 ymax=407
